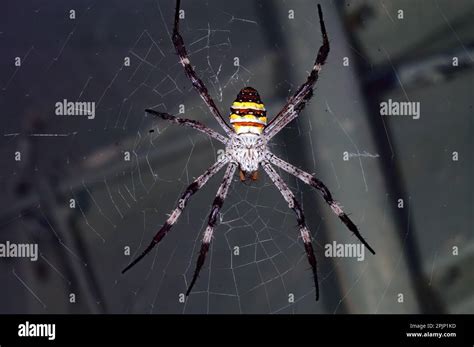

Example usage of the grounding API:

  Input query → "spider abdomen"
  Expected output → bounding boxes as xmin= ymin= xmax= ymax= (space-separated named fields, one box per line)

xmin=229 ymin=87 xmax=267 ymax=135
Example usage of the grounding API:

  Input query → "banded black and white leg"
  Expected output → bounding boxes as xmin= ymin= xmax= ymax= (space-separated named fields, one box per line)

xmin=146 ymin=109 xmax=228 ymax=144
xmin=261 ymin=161 xmax=320 ymax=300
xmin=264 ymin=4 xmax=330 ymax=140
xmin=267 ymin=153 xmax=375 ymax=255
xmin=186 ymin=162 xmax=237 ymax=295
xmin=122 ymin=156 xmax=229 ymax=274
xmin=172 ymin=0 xmax=233 ymax=136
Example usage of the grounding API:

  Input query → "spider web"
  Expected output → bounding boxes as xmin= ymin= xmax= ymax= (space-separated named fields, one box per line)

xmin=1 ymin=0 xmax=472 ymax=315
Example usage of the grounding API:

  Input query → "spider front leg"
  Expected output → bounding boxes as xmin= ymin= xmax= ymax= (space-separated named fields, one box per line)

xmin=146 ymin=109 xmax=228 ymax=144
xmin=264 ymin=4 xmax=329 ymax=140
xmin=186 ymin=162 xmax=237 ymax=296
xmin=122 ymin=157 xmax=229 ymax=274
xmin=262 ymin=161 xmax=320 ymax=300
xmin=172 ymin=0 xmax=233 ymax=136
xmin=267 ymin=152 xmax=375 ymax=255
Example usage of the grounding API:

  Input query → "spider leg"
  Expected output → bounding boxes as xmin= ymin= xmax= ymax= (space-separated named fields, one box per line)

xmin=267 ymin=152 xmax=375 ymax=255
xmin=264 ymin=4 xmax=329 ymax=140
xmin=186 ymin=162 xmax=237 ymax=296
xmin=262 ymin=161 xmax=320 ymax=300
xmin=146 ymin=109 xmax=228 ymax=144
xmin=172 ymin=0 xmax=232 ymax=136
xmin=122 ymin=157 xmax=229 ymax=274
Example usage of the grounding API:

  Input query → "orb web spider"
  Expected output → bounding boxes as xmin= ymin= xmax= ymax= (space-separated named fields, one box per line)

xmin=122 ymin=0 xmax=375 ymax=301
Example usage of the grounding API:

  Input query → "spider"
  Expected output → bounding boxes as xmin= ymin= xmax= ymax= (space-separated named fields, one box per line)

xmin=122 ymin=0 xmax=375 ymax=301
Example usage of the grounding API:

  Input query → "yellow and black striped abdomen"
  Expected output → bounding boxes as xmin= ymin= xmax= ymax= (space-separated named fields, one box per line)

xmin=229 ymin=87 xmax=267 ymax=134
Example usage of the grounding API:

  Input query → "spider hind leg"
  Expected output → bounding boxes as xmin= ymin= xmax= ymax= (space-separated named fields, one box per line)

xmin=267 ymin=153 xmax=376 ymax=255
xmin=186 ymin=163 xmax=237 ymax=296
xmin=121 ymin=158 xmax=229 ymax=274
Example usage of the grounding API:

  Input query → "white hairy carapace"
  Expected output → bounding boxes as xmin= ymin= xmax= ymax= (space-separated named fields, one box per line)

xmin=226 ymin=133 xmax=267 ymax=173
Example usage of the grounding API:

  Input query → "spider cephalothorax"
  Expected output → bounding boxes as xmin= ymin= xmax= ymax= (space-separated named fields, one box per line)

xmin=123 ymin=0 xmax=375 ymax=301
xmin=226 ymin=127 xmax=267 ymax=180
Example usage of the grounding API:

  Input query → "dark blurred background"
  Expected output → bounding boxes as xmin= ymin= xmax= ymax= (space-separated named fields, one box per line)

xmin=0 ymin=0 xmax=472 ymax=314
